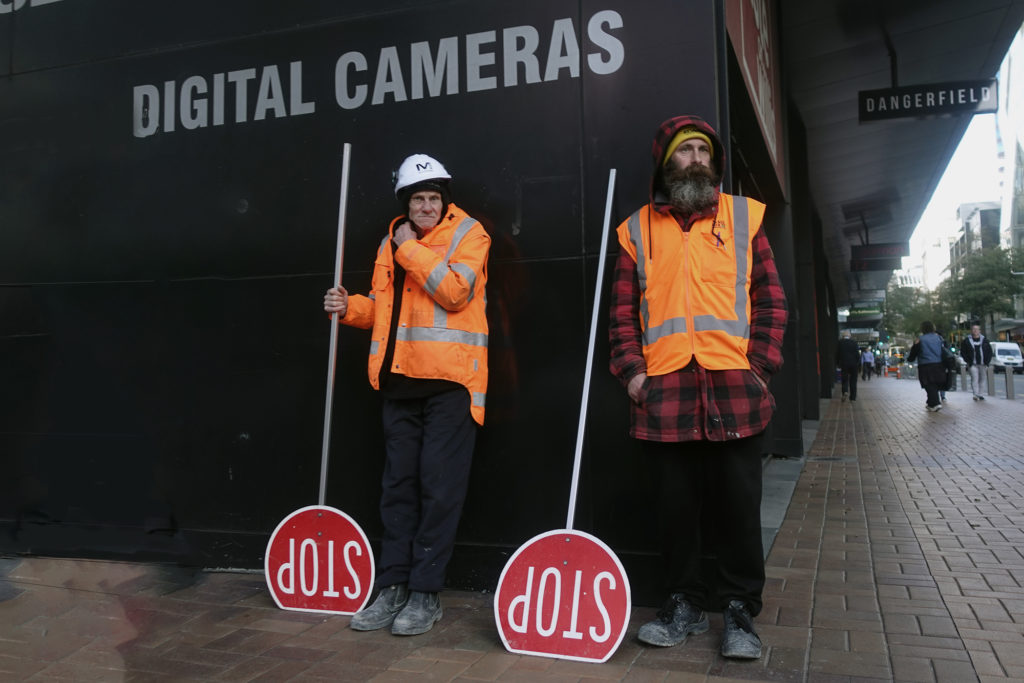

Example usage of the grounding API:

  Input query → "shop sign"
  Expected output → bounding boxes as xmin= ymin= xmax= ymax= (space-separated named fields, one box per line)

xmin=859 ymin=79 xmax=997 ymax=122
xmin=851 ymin=243 xmax=909 ymax=259
xmin=851 ymin=257 xmax=903 ymax=271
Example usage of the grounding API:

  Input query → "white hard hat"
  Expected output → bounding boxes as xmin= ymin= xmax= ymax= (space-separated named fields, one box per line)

xmin=393 ymin=154 xmax=452 ymax=196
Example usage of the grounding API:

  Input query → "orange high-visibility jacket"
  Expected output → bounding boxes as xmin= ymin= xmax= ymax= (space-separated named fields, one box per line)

xmin=615 ymin=194 xmax=765 ymax=375
xmin=342 ymin=204 xmax=490 ymax=425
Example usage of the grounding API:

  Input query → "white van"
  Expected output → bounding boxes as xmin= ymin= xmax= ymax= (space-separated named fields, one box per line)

xmin=990 ymin=341 xmax=1023 ymax=374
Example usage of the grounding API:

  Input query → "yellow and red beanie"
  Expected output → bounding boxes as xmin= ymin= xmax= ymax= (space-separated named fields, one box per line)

xmin=662 ymin=128 xmax=714 ymax=166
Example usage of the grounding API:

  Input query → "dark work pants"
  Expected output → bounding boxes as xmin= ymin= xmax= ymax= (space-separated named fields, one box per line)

xmin=643 ymin=433 xmax=765 ymax=616
xmin=841 ymin=365 xmax=858 ymax=399
xmin=919 ymin=363 xmax=944 ymax=408
xmin=376 ymin=389 xmax=476 ymax=593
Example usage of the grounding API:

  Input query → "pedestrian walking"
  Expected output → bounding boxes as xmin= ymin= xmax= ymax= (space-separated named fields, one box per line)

xmin=906 ymin=321 xmax=949 ymax=411
xmin=836 ymin=331 xmax=860 ymax=400
xmin=960 ymin=323 xmax=992 ymax=401
xmin=861 ymin=347 xmax=874 ymax=381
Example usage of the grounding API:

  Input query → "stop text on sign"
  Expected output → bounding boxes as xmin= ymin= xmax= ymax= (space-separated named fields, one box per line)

xmin=494 ymin=529 xmax=630 ymax=663
xmin=507 ymin=565 xmax=618 ymax=641
xmin=265 ymin=505 xmax=374 ymax=615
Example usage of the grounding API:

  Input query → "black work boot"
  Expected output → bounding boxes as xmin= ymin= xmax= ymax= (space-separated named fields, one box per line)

xmin=721 ymin=599 xmax=762 ymax=659
xmin=391 ymin=590 xmax=442 ymax=635
xmin=637 ymin=593 xmax=709 ymax=647
xmin=349 ymin=584 xmax=409 ymax=631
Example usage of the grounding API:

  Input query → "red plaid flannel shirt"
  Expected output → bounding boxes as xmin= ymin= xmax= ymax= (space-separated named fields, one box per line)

xmin=608 ymin=201 xmax=788 ymax=442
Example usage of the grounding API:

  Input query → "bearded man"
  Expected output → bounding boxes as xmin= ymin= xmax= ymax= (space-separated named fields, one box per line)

xmin=608 ymin=115 xmax=788 ymax=659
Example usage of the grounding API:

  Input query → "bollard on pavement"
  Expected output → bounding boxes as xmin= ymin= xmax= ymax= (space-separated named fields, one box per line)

xmin=988 ymin=366 xmax=996 ymax=398
xmin=1006 ymin=367 xmax=1016 ymax=400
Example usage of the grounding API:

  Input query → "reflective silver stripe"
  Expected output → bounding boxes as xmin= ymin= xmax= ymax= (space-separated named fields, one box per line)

xmin=472 ymin=392 xmax=486 ymax=407
xmin=626 ymin=210 xmax=651 ymax=332
xmin=424 ymin=217 xmax=478 ymax=296
xmin=626 ymin=211 xmax=648 ymax=291
xmin=693 ymin=315 xmax=749 ymax=337
xmin=732 ymin=197 xmax=752 ymax=327
xmin=450 ymin=262 xmax=477 ymax=301
xmin=367 ymin=235 xmax=389 ymax=358
xmin=643 ymin=316 xmax=688 ymax=346
xmin=433 ymin=302 xmax=448 ymax=328
xmin=692 ymin=197 xmax=752 ymax=339
xmin=425 ymin=262 xmax=448 ymax=294
xmin=444 ymin=217 xmax=477 ymax=261
xmin=396 ymin=326 xmax=488 ymax=347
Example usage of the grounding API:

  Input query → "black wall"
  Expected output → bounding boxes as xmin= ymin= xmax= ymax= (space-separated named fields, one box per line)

xmin=1 ymin=1 xmax=730 ymax=602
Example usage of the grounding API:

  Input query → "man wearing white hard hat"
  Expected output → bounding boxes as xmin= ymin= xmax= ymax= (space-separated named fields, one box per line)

xmin=324 ymin=154 xmax=490 ymax=635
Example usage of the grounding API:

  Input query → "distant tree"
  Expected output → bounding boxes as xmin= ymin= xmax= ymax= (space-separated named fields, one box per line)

xmin=883 ymin=248 xmax=1024 ymax=342
xmin=946 ymin=247 xmax=1024 ymax=331
xmin=881 ymin=285 xmax=915 ymax=338
xmin=882 ymin=283 xmax=947 ymax=338
xmin=931 ymin=279 xmax=961 ymax=336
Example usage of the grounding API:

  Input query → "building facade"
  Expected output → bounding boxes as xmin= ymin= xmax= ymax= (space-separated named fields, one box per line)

xmin=1 ymin=1 xmax=826 ymax=603
xmin=997 ymin=23 xmax=1024 ymax=339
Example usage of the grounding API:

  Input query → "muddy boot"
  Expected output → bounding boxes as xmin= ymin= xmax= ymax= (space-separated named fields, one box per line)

xmin=391 ymin=591 xmax=442 ymax=636
xmin=349 ymin=584 xmax=409 ymax=631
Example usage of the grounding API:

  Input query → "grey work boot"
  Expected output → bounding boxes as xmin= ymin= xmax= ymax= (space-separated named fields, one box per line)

xmin=637 ymin=594 xmax=709 ymax=647
xmin=349 ymin=584 xmax=409 ymax=631
xmin=391 ymin=590 xmax=442 ymax=636
xmin=721 ymin=599 xmax=762 ymax=659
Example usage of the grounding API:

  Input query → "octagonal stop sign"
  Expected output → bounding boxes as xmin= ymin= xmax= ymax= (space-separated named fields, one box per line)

xmin=494 ymin=529 xmax=630 ymax=663
xmin=265 ymin=505 xmax=374 ymax=614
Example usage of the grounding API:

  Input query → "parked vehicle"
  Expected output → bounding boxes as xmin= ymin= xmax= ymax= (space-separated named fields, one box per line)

xmin=990 ymin=341 xmax=1024 ymax=374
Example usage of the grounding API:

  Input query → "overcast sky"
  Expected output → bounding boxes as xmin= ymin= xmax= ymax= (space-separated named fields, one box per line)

xmin=909 ymin=113 xmax=1003 ymax=255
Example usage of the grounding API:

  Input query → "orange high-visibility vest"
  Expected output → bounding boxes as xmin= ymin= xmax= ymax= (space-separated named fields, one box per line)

xmin=615 ymin=194 xmax=765 ymax=375
xmin=343 ymin=204 xmax=490 ymax=425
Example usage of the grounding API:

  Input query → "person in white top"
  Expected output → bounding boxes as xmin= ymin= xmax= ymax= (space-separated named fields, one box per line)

xmin=861 ymin=348 xmax=875 ymax=381
xmin=959 ymin=324 xmax=992 ymax=401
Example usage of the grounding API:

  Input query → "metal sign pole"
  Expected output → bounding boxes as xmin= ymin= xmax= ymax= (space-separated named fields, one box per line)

xmin=319 ymin=143 xmax=352 ymax=506
xmin=566 ymin=168 xmax=616 ymax=530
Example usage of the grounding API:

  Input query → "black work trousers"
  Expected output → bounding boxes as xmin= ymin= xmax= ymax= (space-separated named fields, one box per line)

xmin=841 ymin=365 xmax=858 ymax=399
xmin=643 ymin=432 xmax=765 ymax=615
xmin=376 ymin=388 xmax=476 ymax=593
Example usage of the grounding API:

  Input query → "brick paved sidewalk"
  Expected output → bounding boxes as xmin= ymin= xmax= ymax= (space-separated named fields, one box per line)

xmin=1 ymin=377 xmax=1022 ymax=682
xmin=769 ymin=377 xmax=1024 ymax=683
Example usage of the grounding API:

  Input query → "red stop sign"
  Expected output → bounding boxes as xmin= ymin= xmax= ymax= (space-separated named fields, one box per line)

xmin=494 ymin=529 xmax=630 ymax=663
xmin=265 ymin=505 xmax=374 ymax=615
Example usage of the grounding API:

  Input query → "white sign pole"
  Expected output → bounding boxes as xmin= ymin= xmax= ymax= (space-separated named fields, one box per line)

xmin=565 ymin=168 xmax=616 ymax=530
xmin=319 ymin=142 xmax=352 ymax=506
xmin=494 ymin=170 xmax=629 ymax=663
xmin=266 ymin=144 xmax=373 ymax=616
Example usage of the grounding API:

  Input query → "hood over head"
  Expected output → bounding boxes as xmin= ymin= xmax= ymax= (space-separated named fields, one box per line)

xmin=650 ymin=115 xmax=724 ymax=201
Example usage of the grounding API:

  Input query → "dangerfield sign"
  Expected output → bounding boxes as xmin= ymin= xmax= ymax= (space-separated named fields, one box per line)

xmin=858 ymin=79 xmax=997 ymax=122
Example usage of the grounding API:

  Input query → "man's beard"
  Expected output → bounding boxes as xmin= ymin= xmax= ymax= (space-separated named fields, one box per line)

xmin=663 ymin=162 xmax=717 ymax=214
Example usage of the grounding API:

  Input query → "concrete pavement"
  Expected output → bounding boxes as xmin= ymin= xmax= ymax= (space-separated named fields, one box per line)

xmin=2 ymin=376 xmax=1023 ymax=682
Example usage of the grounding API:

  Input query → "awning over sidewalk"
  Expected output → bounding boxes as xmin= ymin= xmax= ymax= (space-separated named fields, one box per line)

xmin=994 ymin=317 xmax=1024 ymax=341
